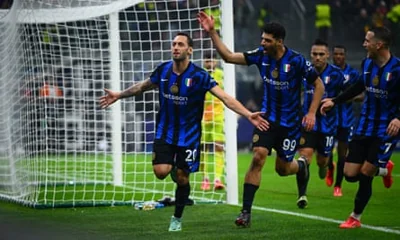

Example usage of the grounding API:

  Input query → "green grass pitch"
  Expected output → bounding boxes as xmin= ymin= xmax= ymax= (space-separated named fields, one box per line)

xmin=0 ymin=152 xmax=399 ymax=239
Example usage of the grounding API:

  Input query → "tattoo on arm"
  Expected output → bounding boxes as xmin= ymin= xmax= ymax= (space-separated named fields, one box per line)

xmin=141 ymin=79 xmax=157 ymax=91
xmin=119 ymin=79 xmax=156 ymax=99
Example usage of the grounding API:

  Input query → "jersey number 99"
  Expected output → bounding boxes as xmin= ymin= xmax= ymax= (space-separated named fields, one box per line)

xmin=282 ymin=139 xmax=297 ymax=151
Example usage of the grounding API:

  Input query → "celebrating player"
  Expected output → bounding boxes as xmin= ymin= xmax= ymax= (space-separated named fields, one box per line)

xmin=295 ymin=39 xmax=345 ymax=209
xmin=99 ymin=32 xmax=269 ymax=232
xmin=325 ymin=45 xmax=360 ymax=197
xmin=320 ymin=27 xmax=399 ymax=228
xmin=198 ymin=12 xmax=324 ymax=227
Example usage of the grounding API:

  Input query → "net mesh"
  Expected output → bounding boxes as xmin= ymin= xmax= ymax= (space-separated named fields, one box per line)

xmin=0 ymin=0 xmax=227 ymax=207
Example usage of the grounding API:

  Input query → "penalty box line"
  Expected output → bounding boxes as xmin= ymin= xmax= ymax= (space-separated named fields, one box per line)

xmin=251 ymin=205 xmax=400 ymax=235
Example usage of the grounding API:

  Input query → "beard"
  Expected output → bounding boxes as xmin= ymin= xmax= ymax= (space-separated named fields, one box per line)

xmin=265 ymin=47 xmax=277 ymax=57
xmin=333 ymin=59 xmax=343 ymax=66
xmin=173 ymin=54 xmax=186 ymax=62
xmin=366 ymin=51 xmax=375 ymax=59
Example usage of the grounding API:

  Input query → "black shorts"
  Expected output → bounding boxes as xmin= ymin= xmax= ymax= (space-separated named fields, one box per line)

xmin=298 ymin=130 xmax=335 ymax=157
xmin=347 ymin=135 xmax=398 ymax=168
xmin=252 ymin=122 xmax=300 ymax=162
xmin=152 ymin=139 xmax=201 ymax=173
xmin=336 ymin=126 xmax=353 ymax=143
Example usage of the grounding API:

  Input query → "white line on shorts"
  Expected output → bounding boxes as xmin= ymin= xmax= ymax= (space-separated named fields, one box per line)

xmin=251 ymin=205 xmax=400 ymax=235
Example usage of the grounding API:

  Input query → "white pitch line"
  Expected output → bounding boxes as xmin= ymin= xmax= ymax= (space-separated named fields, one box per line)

xmin=251 ymin=205 xmax=400 ymax=235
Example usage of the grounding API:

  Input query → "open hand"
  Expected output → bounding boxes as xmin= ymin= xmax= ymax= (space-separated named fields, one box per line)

xmin=387 ymin=118 xmax=400 ymax=137
xmin=302 ymin=113 xmax=315 ymax=132
xmin=197 ymin=11 xmax=215 ymax=32
xmin=99 ymin=88 xmax=120 ymax=109
xmin=320 ymin=98 xmax=334 ymax=116
xmin=248 ymin=112 xmax=269 ymax=131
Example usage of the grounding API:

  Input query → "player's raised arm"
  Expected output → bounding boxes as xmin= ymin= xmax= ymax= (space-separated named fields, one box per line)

xmin=99 ymin=78 xmax=157 ymax=109
xmin=197 ymin=11 xmax=246 ymax=65
xmin=209 ymin=85 xmax=269 ymax=131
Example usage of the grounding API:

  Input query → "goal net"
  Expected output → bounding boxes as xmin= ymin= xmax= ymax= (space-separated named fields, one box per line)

xmin=0 ymin=0 xmax=237 ymax=208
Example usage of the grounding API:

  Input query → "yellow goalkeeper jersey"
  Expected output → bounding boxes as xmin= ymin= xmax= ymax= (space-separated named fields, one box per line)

xmin=203 ymin=67 xmax=224 ymax=123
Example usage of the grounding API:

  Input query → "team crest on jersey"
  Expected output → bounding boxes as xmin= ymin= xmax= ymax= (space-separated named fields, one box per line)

xmin=324 ymin=76 xmax=330 ymax=84
xmin=252 ymin=134 xmax=259 ymax=143
xmin=385 ymin=72 xmax=392 ymax=81
xmin=170 ymin=84 xmax=179 ymax=94
xmin=305 ymin=60 xmax=313 ymax=72
xmin=299 ymin=137 xmax=305 ymax=145
xmin=344 ymin=74 xmax=350 ymax=82
xmin=271 ymin=68 xmax=279 ymax=78
xmin=372 ymin=75 xmax=380 ymax=86
xmin=185 ymin=78 xmax=193 ymax=87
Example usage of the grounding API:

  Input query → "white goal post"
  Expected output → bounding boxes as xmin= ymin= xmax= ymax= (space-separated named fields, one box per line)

xmin=0 ymin=0 xmax=237 ymax=208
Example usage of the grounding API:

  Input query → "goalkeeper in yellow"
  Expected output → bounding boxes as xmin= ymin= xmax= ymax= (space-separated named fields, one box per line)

xmin=200 ymin=52 xmax=225 ymax=191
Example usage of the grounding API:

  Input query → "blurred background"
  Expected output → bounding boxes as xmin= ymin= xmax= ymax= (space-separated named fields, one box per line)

xmin=5 ymin=0 xmax=399 ymax=154
xmin=233 ymin=0 xmax=400 ymax=149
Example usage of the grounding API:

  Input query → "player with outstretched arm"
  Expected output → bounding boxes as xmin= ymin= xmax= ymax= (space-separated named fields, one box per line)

xmin=99 ymin=32 xmax=269 ymax=232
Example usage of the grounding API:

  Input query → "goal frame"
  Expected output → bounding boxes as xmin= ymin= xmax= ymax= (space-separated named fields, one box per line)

xmin=0 ymin=0 xmax=237 ymax=207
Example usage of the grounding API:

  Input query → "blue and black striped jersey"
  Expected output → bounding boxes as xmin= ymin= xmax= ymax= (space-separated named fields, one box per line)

xmin=337 ymin=64 xmax=360 ymax=128
xmin=303 ymin=64 xmax=344 ymax=135
xmin=244 ymin=46 xmax=319 ymax=128
xmin=150 ymin=61 xmax=217 ymax=147
xmin=355 ymin=56 xmax=400 ymax=137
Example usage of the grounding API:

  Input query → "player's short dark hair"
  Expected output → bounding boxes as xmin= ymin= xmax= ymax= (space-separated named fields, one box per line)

xmin=176 ymin=32 xmax=193 ymax=47
xmin=313 ymin=38 xmax=329 ymax=48
xmin=370 ymin=26 xmax=392 ymax=48
xmin=263 ymin=22 xmax=286 ymax=41
xmin=203 ymin=51 xmax=217 ymax=59
xmin=332 ymin=45 xmax=346 ymax=52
